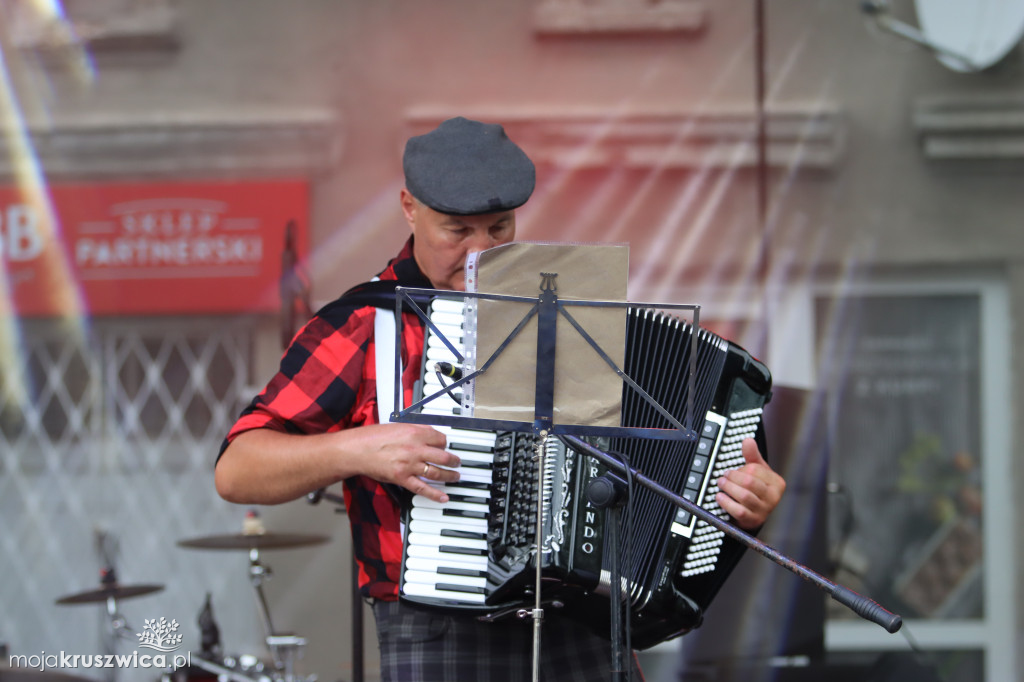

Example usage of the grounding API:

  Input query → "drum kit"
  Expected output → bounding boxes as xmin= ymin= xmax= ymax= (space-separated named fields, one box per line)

xmin=17 ymin=515 xmax=331 ymax=682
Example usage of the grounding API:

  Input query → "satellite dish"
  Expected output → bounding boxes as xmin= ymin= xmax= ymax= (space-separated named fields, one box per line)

xmin=916 ymin=0 xmax=1024 ymax=71
xmin=862 ymin=0 xmax=1024 ymax=71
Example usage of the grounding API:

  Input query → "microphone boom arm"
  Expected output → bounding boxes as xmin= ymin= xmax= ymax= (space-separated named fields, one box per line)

xmin=559 ymin=434 xmax=903 ymax=634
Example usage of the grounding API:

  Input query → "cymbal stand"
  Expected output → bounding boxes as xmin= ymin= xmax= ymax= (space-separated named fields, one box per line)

xmin=90 ymin=568 xmax=139 ymax=645
xmin=248 ymin=548 xmax=278 ymax=640
xmin=247 ymin=548 xmax=309 ymax=682
xmin=100 ymin=592 xmax=134 ymax=682
xmin=104 ymin=595 xmax=136 ymax=643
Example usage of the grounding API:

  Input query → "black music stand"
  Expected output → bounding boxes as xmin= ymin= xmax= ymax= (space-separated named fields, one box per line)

xmin=390 ymin=271 xmax=902 ymax=682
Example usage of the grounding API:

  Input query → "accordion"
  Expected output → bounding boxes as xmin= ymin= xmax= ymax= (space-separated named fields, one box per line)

xmin=398 ymin=298 xmax=773 ymax=648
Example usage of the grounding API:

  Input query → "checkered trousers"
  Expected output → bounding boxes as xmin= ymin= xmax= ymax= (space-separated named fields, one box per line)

xmin=372 ymin=599 xmax=646 ymax=682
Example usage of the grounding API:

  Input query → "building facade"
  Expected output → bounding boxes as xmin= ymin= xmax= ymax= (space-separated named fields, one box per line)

xmin=1 ymin=1 xmax=1020 ymax=680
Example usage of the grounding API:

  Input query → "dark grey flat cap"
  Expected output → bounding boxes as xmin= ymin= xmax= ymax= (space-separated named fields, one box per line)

xmin=403 ymin=117 xmax=536 ymax=215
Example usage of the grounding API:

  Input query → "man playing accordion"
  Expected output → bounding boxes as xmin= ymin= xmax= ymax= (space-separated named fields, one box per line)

xmin=215 ymin=116 xmax=786 ymax=681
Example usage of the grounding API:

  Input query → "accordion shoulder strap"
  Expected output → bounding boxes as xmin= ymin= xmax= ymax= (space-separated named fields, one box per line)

xmin=336 ymin=278 xmax=433 ymax=311
xmin=334 ymin=278 xmax=434 ymax=423
xmin=366 ymin=277 xmax=399 ymax=424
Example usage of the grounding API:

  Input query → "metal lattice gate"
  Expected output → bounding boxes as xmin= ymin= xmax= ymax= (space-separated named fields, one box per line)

xmin=1 ymin=317 xmax=268 ymax=681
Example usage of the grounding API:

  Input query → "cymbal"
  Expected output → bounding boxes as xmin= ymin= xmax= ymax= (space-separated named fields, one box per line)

xmin=55 ymin=583 xmax=164 ymax=605
xmin=0 ymin=665 xmax=94 ymax=682
xmin=176 ymin=532 xmax=330 ymax=551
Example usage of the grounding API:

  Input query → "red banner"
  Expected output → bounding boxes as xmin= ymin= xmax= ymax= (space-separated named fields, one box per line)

xmin=2 ymin=179 xmax=308 ymax=316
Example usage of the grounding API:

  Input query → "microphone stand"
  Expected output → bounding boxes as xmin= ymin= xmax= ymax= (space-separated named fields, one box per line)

xmin=586 ymin=474 xmax=631 ymax=682
xmin=558 ymin=434 xmax=903 ymax=634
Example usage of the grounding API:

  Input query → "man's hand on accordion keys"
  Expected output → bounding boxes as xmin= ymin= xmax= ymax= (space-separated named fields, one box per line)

xmin=356 ymin=422 xmax=461 ymax=503
xmin=714 ymin=438 xmax=786 ymax=530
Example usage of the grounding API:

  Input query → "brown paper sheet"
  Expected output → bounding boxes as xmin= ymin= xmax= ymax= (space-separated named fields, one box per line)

xmin=467 ymin=241 xmax=628 ymax=427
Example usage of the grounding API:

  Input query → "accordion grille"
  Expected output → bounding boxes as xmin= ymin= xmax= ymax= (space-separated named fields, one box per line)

xmin=610 ymin=307 xmax=727 ymax=601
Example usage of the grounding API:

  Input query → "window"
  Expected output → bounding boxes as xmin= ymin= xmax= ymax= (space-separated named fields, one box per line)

xmin=773 ymin=272 xmax=1014 ymax=682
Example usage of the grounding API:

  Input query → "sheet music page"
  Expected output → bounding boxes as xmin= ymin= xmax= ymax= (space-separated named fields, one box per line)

xmin=465 ymin=241 xmax=628 ymax=427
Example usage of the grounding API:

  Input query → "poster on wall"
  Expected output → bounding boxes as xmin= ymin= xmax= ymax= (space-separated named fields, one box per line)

xmin=816 ymin=293 xmax=983 ymax=621
xmin=1 ymin=179 xmax=308 ymax=316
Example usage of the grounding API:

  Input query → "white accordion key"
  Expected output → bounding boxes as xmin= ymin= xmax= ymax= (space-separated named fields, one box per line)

xmin=402 ymin=569 xmax=488 ymax=590
xmin=402 ymin=582 xmax=487 ymax=603
xmin=409 ymin=506 xmax=488 ymax=531
xmin=407 ymin=532 xmax=487 ymax=552
xmin=405 ymin=544 xmax=489 ymax=570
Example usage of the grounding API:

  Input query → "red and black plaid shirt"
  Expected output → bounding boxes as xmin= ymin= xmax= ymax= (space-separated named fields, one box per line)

xmin=222 ymin=237 xmax=432 ymax=600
